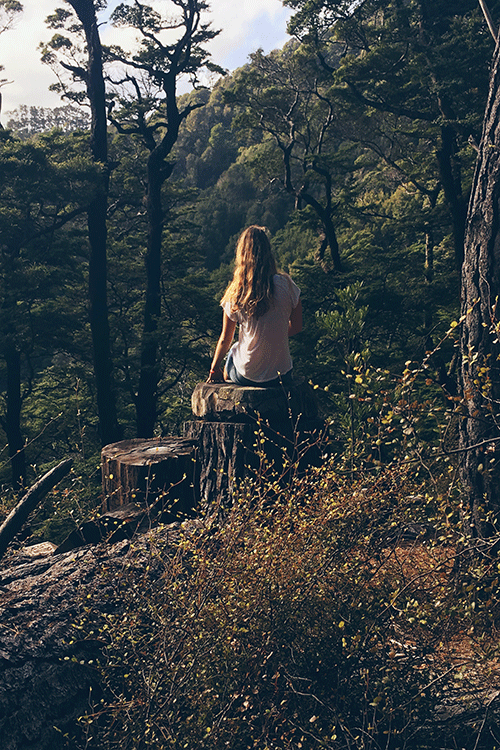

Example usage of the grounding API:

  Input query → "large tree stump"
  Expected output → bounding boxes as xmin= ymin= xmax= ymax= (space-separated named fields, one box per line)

xmin=185 ymin=381 xmax=325 ymax=511
xmin=101 ymin=437 xmax=198 ymax=516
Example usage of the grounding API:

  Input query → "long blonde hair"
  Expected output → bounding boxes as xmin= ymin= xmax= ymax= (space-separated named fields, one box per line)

xmin=221 ymin=226 xmax=278 ymax=319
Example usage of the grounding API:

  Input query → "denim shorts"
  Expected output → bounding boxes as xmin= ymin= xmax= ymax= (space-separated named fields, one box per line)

xmin=225 ymin=351 xmax=293 ymax=388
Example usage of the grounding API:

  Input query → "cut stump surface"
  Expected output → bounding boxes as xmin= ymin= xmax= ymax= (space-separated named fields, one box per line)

xmin=191 ymin=380 xmax=318 ymax=423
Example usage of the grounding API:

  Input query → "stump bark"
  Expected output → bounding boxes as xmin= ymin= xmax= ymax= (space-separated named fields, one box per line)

xmin=101 ymin=437 xmax=197 ymax=516
xmin=183 ymin=421 xmax=258 ymax=509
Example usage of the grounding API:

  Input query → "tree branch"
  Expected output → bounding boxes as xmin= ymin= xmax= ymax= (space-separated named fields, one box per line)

xmin=478 ymin=0 xmax=498 ymax=41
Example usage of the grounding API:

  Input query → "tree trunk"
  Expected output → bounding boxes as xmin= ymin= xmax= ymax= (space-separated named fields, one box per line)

xmin=281 ymin=141 xmax=342 ymax=272
xmin=67 ymin=0 xmax=122 ymax=446
xmin=134 ymin=78 xmax=180 ymax=437
xmin=3 ymin=341 xmax=26 ymax=490
xmin=183 ymin=420 xmax=259 ymax=510
xmin=105 ymin=4 xmax=209 ymax=437
xmin=312 ymin=161 xmax=342 ymax=271
xmin=436 ymin=123 xmax=467 ymax=270
xmin=321 ymin=210 xmax=342 ymax=271
xmin=135 ymin=152 xmax=166 ymax=437
xmin=459 ymin=38 xmax=500 ymax=538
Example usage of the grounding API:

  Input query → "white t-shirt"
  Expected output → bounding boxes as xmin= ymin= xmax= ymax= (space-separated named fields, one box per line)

xmin=222 ymin=273 xmax=301 ymax=382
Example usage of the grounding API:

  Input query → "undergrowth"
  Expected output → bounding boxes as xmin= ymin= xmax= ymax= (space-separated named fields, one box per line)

xmin=73 ymin=461 xmax=500 ymax=750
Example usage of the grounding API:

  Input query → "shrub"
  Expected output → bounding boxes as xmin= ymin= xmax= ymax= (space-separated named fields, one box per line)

xmin=75 ymin=462 xmax=472 ymax=750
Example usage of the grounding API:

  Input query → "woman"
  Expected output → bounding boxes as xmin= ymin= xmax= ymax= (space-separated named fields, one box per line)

xmin=207 ymin=225 xmax=302 ymax=386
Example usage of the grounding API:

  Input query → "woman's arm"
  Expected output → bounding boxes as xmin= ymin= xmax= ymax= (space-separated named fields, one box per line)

xmin=207 ymin=313 xmax=237 ymax=383
xmin=288 ymin=299 xmax=303 ymax=336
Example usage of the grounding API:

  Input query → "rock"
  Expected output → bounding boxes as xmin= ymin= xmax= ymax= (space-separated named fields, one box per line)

xmin=23 ymin=542 xmax=57 ymax=558
xmin=0 ymin=524 xmax=185 ymax=750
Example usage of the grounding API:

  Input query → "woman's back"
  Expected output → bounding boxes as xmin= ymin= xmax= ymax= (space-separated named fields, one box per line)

xmin=208 ymin=226 xmax=302 ymax=386
xmin=223 ymin=273 xmax=300 ymax=383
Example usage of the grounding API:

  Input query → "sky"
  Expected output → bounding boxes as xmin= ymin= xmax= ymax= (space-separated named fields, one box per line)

xmin=0 ymin=0 xmax=293 ymax=115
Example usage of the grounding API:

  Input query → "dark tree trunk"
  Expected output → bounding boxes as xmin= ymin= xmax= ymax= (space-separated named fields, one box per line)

xmin=282 ymin=147 xmax=342 ymax=272
xmin=294 ymin=188 xmax=341 ymax=271
xmin=436 ymin=124 xmax=467 ymax=270
xmin=183 ymin=420 xmax=259 ymax=509
xmin=135 ymin=152 xmax=167 ymax=437
xmin=105 ymin=2 xmax=211 ymax=437
xmin=3 ymin=342 xmax=25 ymax=490
xmin=135 ymin=76 xmax=179 ymax=437
xmin=459 ymin=38 xmax=500 ymax=538
xmin=318 ymin=208 xmax=342 ymax=271
xmin=312 ymin=161 xmax=342 ymax=271
xmin=67 ymin=0 xmax=121 ymax=446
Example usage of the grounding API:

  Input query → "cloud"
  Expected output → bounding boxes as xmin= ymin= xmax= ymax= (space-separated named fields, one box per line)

xmin=0 ymin=0 xmax=292 ymax=115
xmin=208 ymin=0 xmax=292 ymax=64
xmin=0 ymin=0 xmax=60 ymax=112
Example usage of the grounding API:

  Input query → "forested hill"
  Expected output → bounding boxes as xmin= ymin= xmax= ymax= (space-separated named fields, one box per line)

xmin=0 ymin=0 xmax=498 ymax=520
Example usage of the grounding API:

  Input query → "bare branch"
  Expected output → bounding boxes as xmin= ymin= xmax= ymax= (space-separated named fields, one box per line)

xmin=478 ymin=0 xmax=498 ymax=41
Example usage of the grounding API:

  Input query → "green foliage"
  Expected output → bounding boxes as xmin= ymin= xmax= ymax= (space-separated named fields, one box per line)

xmin=0 ymin=0 xmax=493 ymax=490
xmin=0 ymin=129 xmax=100 ymax=486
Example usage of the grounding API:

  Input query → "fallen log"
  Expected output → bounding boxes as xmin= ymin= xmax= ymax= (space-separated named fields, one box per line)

xmin=0 ymin=458 xmax=73 ymax=562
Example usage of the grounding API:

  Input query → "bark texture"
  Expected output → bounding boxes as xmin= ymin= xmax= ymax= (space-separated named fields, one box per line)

xmin=459 ymin=38 xmax=500 ymax=537
xmin=186 ymin=382 xmax=324 ymax=510
xmin=191 ymin=380 xmax=319 ymax=422
xmin=183 ymin=420 xmax=259 ymax=509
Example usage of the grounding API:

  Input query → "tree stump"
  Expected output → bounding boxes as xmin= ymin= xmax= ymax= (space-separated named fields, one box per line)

xmin=184 ymin=381 xmax=325 ymax=511
xmin=101 ymin=437 xmax=198 ymax=517
xmin=190 ymin=380 xmax=319 ymax=423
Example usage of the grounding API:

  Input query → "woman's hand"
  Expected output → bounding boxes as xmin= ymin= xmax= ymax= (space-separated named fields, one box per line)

xmin=207 ymin=365 xmax=224 ymax=383
xmin=207 ymin=314 xmax=236 ymax=383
